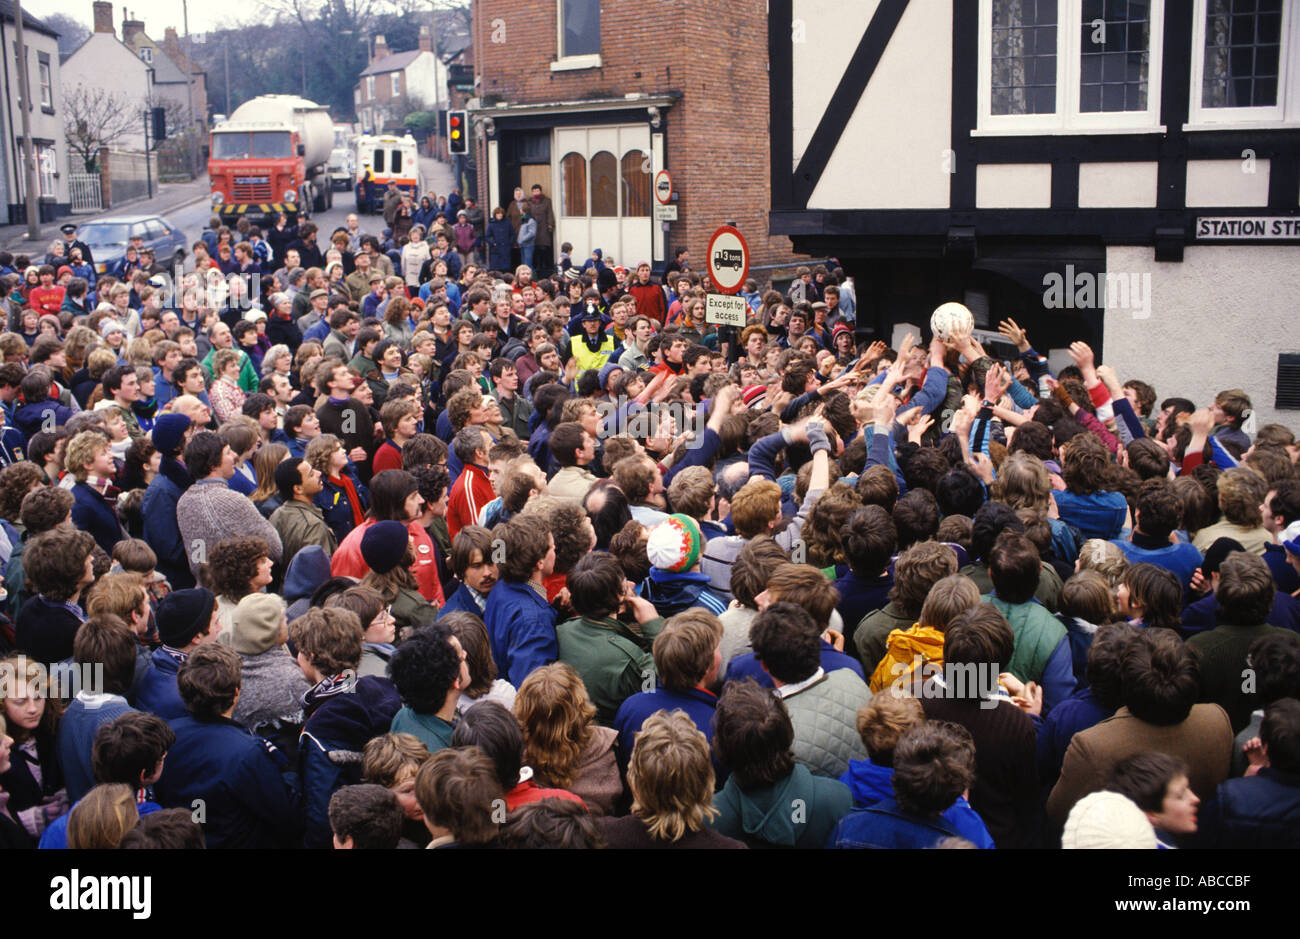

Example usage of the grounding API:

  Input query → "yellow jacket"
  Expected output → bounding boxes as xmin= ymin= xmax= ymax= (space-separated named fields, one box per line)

xmin=869 ymin=624 xmax=945 ymax=693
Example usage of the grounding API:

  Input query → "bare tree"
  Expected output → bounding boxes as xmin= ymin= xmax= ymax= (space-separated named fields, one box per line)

xmin=62 ymin=85 xmax=139 ymax=172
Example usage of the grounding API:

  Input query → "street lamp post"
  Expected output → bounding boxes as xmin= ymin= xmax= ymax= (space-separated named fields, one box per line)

xmin=182 ymin=0 xmax=199 ymax=177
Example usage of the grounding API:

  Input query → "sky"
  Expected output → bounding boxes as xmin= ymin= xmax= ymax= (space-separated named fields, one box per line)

xmin=39 ymin=0 xmax=249 ymax=38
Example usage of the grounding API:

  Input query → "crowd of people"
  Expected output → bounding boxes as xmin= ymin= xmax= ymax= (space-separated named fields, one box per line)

xmin=0 ymin=199 xmax=1297 ymax=852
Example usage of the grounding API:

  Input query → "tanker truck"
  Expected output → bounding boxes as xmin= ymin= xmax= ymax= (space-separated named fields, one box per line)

xmin=208 ymin=95 xmax=335 ymax=228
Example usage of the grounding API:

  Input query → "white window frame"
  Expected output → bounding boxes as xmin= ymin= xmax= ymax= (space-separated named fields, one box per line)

xmin=38 ymin=58 xmax=52 ymax=109
xmin=141 ymin=46 xmax=153 ymax=64
xmin=1188 ymin=0 xmax=1298 ymax=126
xmin=366 ymin=75 xmax=375 ymax=101
xmin=391 ymin=72 xmax=400 ymax=97
xmin=551 ymin=0 xmax=602 ymax=71
xmin=977 ymin=0 xmax=1165 ymax=134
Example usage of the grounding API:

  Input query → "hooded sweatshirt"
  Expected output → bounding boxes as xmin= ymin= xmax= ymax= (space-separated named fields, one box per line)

xmin=299 ymin=674 xmax=402 ymax=849
xmin=710 ymin=763 xmax=852 ymax=848
xmin=283 ymin=546 xmax=333 ymax=621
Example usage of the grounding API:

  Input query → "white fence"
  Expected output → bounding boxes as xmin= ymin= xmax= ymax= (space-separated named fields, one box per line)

xmin=69 ymin=172 xmax=102 ymax=214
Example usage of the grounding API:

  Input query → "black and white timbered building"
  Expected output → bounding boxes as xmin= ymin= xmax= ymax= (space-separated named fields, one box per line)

xmin=770 ymin=0 xmax=1300 ymax=428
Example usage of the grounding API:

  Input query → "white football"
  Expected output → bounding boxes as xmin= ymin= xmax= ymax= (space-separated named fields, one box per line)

xmin=930 ymin=302 xmax=974 ymax=342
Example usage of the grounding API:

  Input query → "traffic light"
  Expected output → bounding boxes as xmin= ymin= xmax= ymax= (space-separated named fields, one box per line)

xmin=448 ymin=110 xmax=467 ymax=155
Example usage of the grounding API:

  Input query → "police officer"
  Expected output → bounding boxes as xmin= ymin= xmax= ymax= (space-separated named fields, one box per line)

xmin=60 ymin=223 xmax=94 ymax=266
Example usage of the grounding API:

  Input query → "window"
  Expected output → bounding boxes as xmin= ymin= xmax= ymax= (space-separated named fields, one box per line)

xmin=979 ymin=0 xmax=1165 ymax=131
xmin=372 ymin=149 xmax=386 ymax=174
xmin=620 ymin=150 xmax=650 ymax=217
xmin=553 ymin=0 xmax=601 ymax=69
xmin=391 ymin=73 xmax=400 ymax=98
xmin=1191 ymin=0 xmax=1294 ymax=123
xmin=38 ymin=54 xmax=52 ymax=110
xmin=561 ymin=0 xmax=600 ymax=57
xmin=366 ymin=75 xmax=376 ymax=101
xmin=1277 ymin=353 xmax=1300 ymax=409
xmin=1078 ymin=0 xmax=1151 ymax=113
xmin=590 ymin=151 xmax=617 ymax=216
xmin=17 ymin=142 xmax=58 ymax=197
xmin=141 ymin=47 xmax=153 ymax=64
xmin=991 ymin=0 xmax=1058 ymax=115
xmin=390 ymin=149 xmax=403 ymax=174
xmin=560 ymin=152 xmax=587 ymax=216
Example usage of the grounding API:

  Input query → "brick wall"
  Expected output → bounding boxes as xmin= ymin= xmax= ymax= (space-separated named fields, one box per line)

xmin=472 ymin=0 xmax=802 ymax=275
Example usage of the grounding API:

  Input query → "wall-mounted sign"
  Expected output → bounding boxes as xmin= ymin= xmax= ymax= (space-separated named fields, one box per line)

xmin=1195 ymin=217 xmax=1300 ymax=240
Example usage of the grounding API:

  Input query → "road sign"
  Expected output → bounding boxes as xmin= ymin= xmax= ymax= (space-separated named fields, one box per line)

xmin=706 ymin=225 xmax=749 ymax=295
xmin=653 ymin=203 xmax=677 ymax=221
xmin=654 ymin=170 xmax=673 ymax=206
xmin=705 ymin=294 xmax=748 ymax=327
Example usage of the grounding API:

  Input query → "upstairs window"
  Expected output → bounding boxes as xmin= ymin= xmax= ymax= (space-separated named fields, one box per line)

xmin=554 ymin=0 xmax=602 ymax=70
xmin=1191 ymin=0 xmax=1294 ymax=123
xmin=979 ymin=0 xmax=1164 ymax=132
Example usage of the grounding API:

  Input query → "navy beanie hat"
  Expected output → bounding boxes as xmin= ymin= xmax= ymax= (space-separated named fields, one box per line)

xmin=151 ymin=413 xmax=192 ymax=458
xmin=157 ymin=587 xmax=217 ymax=648
xmin=361 ymin=520 xmax=410 ymax=575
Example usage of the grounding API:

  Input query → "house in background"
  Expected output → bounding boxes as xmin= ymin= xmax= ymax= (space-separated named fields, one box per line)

xmin=0 ymin=0 xmax=69 ymax=222
xmin=119 ymin=7 xmax=204 ymax=134
xmin=468 ymin=0 xmax=800 ymax=273
xmin=356 ymin=27 xmax=448 ymax=135
xmin=61 ymin=1 xmax=153 ymax=155
xmin=768 ymin=0 xmax=1300 ymax=429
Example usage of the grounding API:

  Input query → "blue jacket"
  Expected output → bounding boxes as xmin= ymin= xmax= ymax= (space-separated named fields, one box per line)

xmin=299 ymin=676 xmax=402 ymax=849
xmin=1264 ymin=542 xmax=1300 ymax=595
xmin=1181 ymin=590 xmax=1300 ymax=638
xmin=142 ymin=458 xmax=194 ymax=588
xmin=40 ymin=799 xmax=161 ymax=849
xmin=826 ymin=797 xmax=970 ymax=849
xmin=315 ymin=469 xmax=369 ymax=548
xmin=833 ymin=570 xmax=894 ymax=647
xmin=56 ymin=696 xmax=135 ymax=803
xmin=724 ymin=641 xmax=865 ymax=688
xmin=839 ymin=757 xmax=994 ymax=848
xmin=485 ymin=218 xmax=514 ymax=271
xmin=438 ymin=582 xmax=486 ymax=619
xmin=13 ymin=399 xmax=72 ymax=441
xmin=1195 ymin=768 xmax=1300 ymax=848
xmin=154 ymin=715 xmax=303 ymax=849
xmin=640 ymin=569 xmax=728 ymax=618
xmin=1052 ymin=489 xmax=1128 ymax=541
xmin=1035 ymin=686 xmax=1112 ymax=788
xmin=71 ymin=481 xmax=124 ymax=555
xmin=483 ymin=580 xmax=558 ymax=686
xmin=615 ymin=684 xmax=719 ymax=769
xmin=1112 ymin=538 xmax=1203 ymax=590
xmin=135 ymin=647 xmax=189 ymax=721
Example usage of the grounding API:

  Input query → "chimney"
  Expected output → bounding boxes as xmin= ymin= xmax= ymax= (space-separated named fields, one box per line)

xmin=418 ymin=24 xmax=432 ymax=53
xmin=93 ymin=1 xmax=114 ymax=34
xmin=122 ymin=11 xmax=146 ymax=45
xmin=371 ymin=34 xmax=388 ymax=63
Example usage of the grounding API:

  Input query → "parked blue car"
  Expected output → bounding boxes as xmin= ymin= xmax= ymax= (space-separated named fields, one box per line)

xmin=79 ymin=214 xmax=188 ymax=277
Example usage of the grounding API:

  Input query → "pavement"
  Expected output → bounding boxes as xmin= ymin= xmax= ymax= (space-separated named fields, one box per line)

xmin=2 ymin=174 xmax=212 ymax=254
xmin=418 ymin=156 xmax=456 ymax=199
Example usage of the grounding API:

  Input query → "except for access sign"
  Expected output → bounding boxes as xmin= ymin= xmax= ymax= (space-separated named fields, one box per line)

xmin=705 ymin=294 xmax=748 ymax=328
xmin=706 ymin=225 xmax=749 ymax=295
xmin=654 ymin=170 xmax=673 ymax=206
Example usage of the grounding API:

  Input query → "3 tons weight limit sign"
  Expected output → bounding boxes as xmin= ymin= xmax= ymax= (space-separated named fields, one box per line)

xmin=706 ymin=225 xmax=749 ymax=295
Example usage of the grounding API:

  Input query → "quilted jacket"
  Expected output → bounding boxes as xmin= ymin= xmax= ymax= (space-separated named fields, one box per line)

xmin=781 ymin=668 xmax=872 ymax=779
